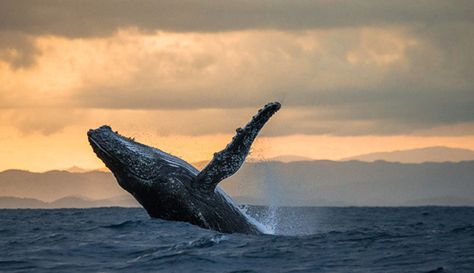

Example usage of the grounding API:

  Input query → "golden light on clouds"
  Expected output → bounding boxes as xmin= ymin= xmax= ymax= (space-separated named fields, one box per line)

xmin=1 ymin=4 xmax=473 ymax=172
xmin=2 ymin=27 xmax=418 ymax=108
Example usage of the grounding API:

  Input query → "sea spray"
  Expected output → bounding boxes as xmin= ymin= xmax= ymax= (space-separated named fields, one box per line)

xmin=237 ymin=159 xmax=283 ymax=234
xmin=261 ymin=161 xmax=281 ymax=234
xmin=238 ymin=204 xmax=274 ymax=235
xmin=216 ymin=187 xmax=272 ymax=234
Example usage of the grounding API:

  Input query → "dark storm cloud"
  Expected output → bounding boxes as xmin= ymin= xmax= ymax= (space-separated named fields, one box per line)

xmin=0 ymin=0 xmax=473 ymax=36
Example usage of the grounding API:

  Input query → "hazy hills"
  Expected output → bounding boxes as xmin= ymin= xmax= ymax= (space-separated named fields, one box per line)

xmin=0 ymin=195 xmax=139 ymax=209
xmin=0 ymin=170 xmax=124 ymax=202
xmin=1 ymin=159 xmax=473 ymax=208
xmin=262 ymin=155 xmax=314 ymax=163
xmin=222 ymin=160 xmax=474 ymax=206
xmin=342 ymin=146 xmax=474 ymax=163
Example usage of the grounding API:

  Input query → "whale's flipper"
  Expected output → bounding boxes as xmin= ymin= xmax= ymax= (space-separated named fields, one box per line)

xmin=195 ymin=102 xmax=281 ymax=192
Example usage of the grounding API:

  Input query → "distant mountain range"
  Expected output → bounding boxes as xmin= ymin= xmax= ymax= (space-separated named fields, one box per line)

xmin=342 ymin=146 xmax=474 ymax=163
xmin=0 ymin=170 xmax=123 ymax=202
xmin=0 ymin=195 xmax=139 ymax=209
xmin=1 ymin=159 xmax=473 ymax=208
xmin=66 ymin=166 xmax=108 ymax=173
xmin=255 ymin=155 xmax=314 ymax=163
xmin=223 ymin=160 xmax=474 ymax=206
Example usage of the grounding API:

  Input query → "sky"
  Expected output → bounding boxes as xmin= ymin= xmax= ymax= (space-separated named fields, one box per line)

xmin=0 ymin=0 xmax=473 ymax=171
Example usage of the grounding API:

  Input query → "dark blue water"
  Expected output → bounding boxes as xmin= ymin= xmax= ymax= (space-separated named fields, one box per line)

xmin=1 ymin=207 xmax=473 ymax=273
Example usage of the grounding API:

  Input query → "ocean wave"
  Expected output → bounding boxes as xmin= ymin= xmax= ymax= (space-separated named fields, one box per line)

xmin=450 ymin=224 xmax=474 ymax=234
xmin=100 ymin=220 xmax=146 ymax=229
xmin=1 ymin=207 xmax=474 ymax=273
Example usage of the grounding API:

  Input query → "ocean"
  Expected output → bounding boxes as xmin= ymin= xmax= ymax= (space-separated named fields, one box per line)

xmin=1 ymin=207 xmax=473 ymax=273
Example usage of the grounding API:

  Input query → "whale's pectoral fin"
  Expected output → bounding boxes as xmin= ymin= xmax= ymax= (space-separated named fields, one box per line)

xmin=195 ymin=102 xmax=281 ymax=193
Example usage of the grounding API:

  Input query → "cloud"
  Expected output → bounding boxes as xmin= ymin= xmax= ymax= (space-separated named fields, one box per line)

xmin=0 ymin=32 xmax=39 ymax=68
xmin=1 ymin=27 xmax=473 ymax=135
xmin=0 ymin=2 xmax=473 ymax=136
xmin=1 ymin=0 xmax=472 ymax=67
xmin=0 ymin=108 xmax=86 ymax=135
xmin=70 ymin=29 xmax=411 ymax=108
xmin=66 ymin=28 xmax=472 ymax=130
xmin=2 ymin=106 xmax=473 ymax=139
xmin=1 ymin=1 xmax=473 ymax=36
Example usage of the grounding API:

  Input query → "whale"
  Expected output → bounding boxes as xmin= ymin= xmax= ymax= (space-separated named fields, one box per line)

xmin=87 ymin=102 xmax=281 ymax=234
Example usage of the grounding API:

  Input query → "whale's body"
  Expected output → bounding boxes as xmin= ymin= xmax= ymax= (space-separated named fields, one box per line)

xmin=88 ymin=102 xmax=280 ymax=234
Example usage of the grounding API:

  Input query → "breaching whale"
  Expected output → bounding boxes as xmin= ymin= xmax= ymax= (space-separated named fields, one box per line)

xmin=87 ymin=102 xmax=280 ymax=234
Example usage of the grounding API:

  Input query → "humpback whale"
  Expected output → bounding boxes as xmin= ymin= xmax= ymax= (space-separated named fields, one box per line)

xmin=88 ymin=102 xmax=280 ymax=234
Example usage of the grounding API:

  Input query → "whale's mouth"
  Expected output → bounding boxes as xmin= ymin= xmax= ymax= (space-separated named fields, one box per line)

xmin=88 ymin=134 xmax=112 ymax=161
xmin=88 ymin=130 xmax=156 ymax=185
xmin=87 ymin=129 xmax=124 ymax=173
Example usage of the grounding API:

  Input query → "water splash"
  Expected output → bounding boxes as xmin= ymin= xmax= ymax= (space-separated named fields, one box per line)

xmin=239 ymin=205 xmax=274 ymax=235
xmin=262 ymin=162 xmax=280 ymax=234
xmin=262 ymin=205 xmax=279 ymax=234
xmin=216 ymin=187 xmax=273 ymax=235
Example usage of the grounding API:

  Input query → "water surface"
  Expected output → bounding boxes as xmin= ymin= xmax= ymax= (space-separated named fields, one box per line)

xmin=1 ymin=207 xmax=473 ymax=272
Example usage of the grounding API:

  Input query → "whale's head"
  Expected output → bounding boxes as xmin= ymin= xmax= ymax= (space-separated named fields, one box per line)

xmin=87 ymin=125 xmax=198 ymax=217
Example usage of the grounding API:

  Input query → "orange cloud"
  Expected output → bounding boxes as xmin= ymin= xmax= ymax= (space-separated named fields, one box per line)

xmin=4 ymin=27 xmax=472 ymax=136
xmin=0 ymin=21 xmax=473 ymax=172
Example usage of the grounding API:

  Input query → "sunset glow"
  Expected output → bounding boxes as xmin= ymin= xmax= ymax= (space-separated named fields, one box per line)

xmin=1 ymin=2 xmax=473 ymax=172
